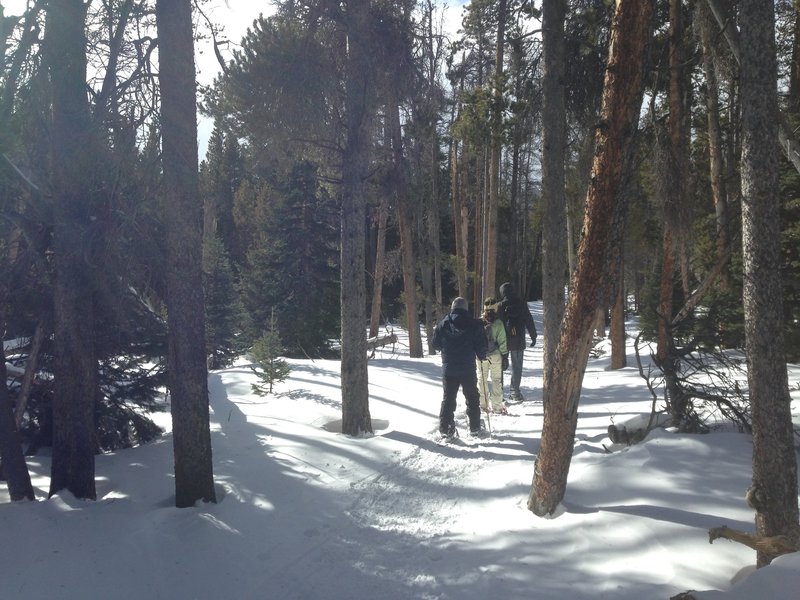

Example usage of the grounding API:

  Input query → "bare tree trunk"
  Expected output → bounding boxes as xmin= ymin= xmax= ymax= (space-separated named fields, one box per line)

xmin=388 ymin=98 xmax=423 ymax=357
xmin=14 ymin=318 xmax=48 ymax=428
xmin=0 ymin=311 xmax=34 ymax=501
xmin=46 ymin=0 xmax=97 ymax=501
xmin=340 ymin=0 xmax=372 ymax=435
xmin=473 ymin=147 xmax=486 ymax=307
xmin=156 ymin=0 xmax=216 ymax=507
xmin=528 ymin=0 xmax=652 ymax=517
xmin=671 ymin=0 xmax=692 ymax=301
xmin=430 ymin=141 xmax=443 ymax=308
xmin=420 ymin=132 xmax=443 ymax=354
xmin=485 ymin=0 xmax=506 ymax=297
xmin=657 ymin=0 xmax=690 ymax=363
xmin=610 ymin=255 xmax=627 ymax=369
xmin=739 ymin=0 xmax=799 ymax=566
xmin=698 ymin=3 xmax=730 ymax=287
xmin=656 ymin=226 xmax=675 ymax=364
xmin=369 ymin=199 xmax=388 ymax=339
xmin=593 ymin=307 xmax=606 ymax=339
xmin=451 ymin=138 xmax=468 ymax=298
xmin=541 ymin=0 xmax=568 ymax=388
xmin=791 ymin=3 xmax=800 ymax=115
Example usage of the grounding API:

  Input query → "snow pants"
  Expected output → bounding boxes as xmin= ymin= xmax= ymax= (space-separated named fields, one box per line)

xmin=477 ymin=352 xmax=504 ymax=411
xmin=439 ymin=371 xmax=482 ymax=433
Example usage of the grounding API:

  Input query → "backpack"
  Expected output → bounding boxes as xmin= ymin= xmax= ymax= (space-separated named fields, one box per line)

xmin=483 ymin=321 xmax=497 ymax=354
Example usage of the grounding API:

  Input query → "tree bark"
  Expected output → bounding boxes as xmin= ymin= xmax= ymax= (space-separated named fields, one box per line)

xmin=528 ymin=0 xmax=652 ymax=517
xmin=45 ymin=0 xmax=98 ymax=501
xmin=610 ymin=254 xmax=627 ymax=369
xmin=790 ymin=2 xmax=800 ymax=116
xmin=739 ymin=0 xmax=799 ymax=567
xmin=698 ymin=3 xmax=730 ymax=288
xmin=13 ymin=317 xmax=48 ymax=428
xmin=388 ymin=98 xmax=423 ymax=358
xmin=0 ymin=320 xmax=34 ymax=501
xmin=368 ymin=199 xmax=388 ymax=339
xmin=156 ymin=0 xmax=216 ymax=507
xmin=340 ymin=0 xmax=372 ymax=436
xmin=450 ymin=138 xmax=467 ymax=297
xmin=484 ymin=0 xmax=506 ymax=297
xmin=540 ymin=0 xmax=568 ymax=389
xmin=657 ymin=0 xmax=689 ymax=364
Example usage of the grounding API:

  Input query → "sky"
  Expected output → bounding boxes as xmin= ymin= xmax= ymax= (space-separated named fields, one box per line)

xmin=3 ymin=301 xmax=799 ymax=599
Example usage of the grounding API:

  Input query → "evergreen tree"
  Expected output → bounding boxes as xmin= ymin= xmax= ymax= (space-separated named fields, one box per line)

xmin=204 ymin=234 xmax=245 ymax=369
xmin=250 ymin=309 xmax=291 ymax=396
xmin=239 ymin=161 xmax=339 ymax=357
xmin=200 ymin=119 xmax=244 ymax=267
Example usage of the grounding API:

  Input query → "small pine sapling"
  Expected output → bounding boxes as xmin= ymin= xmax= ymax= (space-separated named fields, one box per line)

xmin=250 ymin=309 xmax=292 ymax=395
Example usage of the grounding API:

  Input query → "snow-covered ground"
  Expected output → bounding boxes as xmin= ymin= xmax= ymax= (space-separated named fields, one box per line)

xmin=2 ymin=301 xmax=799 ymax=599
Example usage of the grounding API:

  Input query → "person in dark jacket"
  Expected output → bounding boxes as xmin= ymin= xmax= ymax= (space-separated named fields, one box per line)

xmin=432 ymin=297 xmax=488 ymax=438
xmin=497 ymin=282 xmax=537 ymax=402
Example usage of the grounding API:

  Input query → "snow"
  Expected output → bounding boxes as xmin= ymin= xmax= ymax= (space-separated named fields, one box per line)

xmin=2 ymin=301 xmax=799 ymax=599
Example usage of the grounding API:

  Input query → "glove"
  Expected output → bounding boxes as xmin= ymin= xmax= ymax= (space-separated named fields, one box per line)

xmin=530 ymin=337 xmax=537 ymax=347
xmin=501 ymin=353 xmax=509 ymax=371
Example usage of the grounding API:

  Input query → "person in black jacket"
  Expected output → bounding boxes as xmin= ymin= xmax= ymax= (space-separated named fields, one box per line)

xmin=497 ymin=282 xmax=537 ymax=402
xmin=432 ymin=297 xmax=488 ymax=438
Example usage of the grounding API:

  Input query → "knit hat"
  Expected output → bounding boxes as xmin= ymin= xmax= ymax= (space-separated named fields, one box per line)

xmin=451 ymin=297 xmax=468 ymax=311
xmin=484 ymin=297 xmax=496 ymax=307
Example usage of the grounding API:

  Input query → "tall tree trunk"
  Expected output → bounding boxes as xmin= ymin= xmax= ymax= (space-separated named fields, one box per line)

xmin=450 ymin=138 xmax=467 ymax=297
xmin=45 ymin=0 xmax=97 ymax=501
xmin=421 ymin=144 xmax=441 ymax=354
xmin=156 ymin=0 xmax=216 ymax=507
xmin=340 ymin=0 xmax=372 ymax=435
xmin=388 ymin=98 xmax=423 ymax=357
xmin=528 ymin=0 xmax=652 ymax=517
xmin=369 ymin=199 xmax=388 ymax=339
xmin=485 ymin=0 xmax=506 ymax=297
xmin=656 ymin=0 xmax=688 ymax=365
xmin=739 ymin=0 xmax=799 ymax=567
xmin=790 ymin=2 xmax=800 ymax=116
xmin=473 ymin=147 xmax=486 ymax=307
xmin=610 ymin=254 xmax=627 ymax=369
xmin=14 ymin=317 xmax=48 ymax=428
xmin=698 ymin=2 xmax=730 ymax=287
xmin=541 ymin=0 xmax=568 ymax=388
xmin=0 ymin=310 xmax=34 ymax=501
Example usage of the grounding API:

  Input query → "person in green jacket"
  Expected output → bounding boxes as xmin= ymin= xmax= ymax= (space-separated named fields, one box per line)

xmin=477 ymin=297 xmax=509 ymax=415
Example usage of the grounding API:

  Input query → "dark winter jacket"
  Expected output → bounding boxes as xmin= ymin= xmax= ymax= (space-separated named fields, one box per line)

xmin=498 ymin=282 xmax=537 ymax=352
xmin=432 ymin=308 xmax=488 ymax=376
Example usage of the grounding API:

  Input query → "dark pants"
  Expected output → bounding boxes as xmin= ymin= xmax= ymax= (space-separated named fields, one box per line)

xmin=509 ymin=349 xmax=525 ymax=396
xmin=439 ymin=372 xmax=482 ymax=433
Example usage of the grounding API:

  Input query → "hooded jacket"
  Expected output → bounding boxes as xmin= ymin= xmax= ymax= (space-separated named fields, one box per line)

xmin=432 ymin=308 xmax=488 ymax=376
xmin=498 ymin=282 xmax=537 ymax=352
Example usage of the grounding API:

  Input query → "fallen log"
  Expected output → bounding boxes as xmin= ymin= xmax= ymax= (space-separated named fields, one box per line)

xmin=366 ymin=333 xmax=397 ymax=352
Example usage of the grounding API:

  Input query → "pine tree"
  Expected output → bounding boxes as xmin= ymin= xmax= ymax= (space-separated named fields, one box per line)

xmin=204 ymin=234 xmax=245 ymax=369
xmin=200 ymin=119 xmax=244 ymax=267
xmin=239 ymin=161 xmax=339 ymax=357
xmin=250 ymin=309 xmax=291 ymax=396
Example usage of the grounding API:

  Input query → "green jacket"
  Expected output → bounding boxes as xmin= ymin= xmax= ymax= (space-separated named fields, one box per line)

xmin=483 ymin=317 xmax=508 ymax=356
